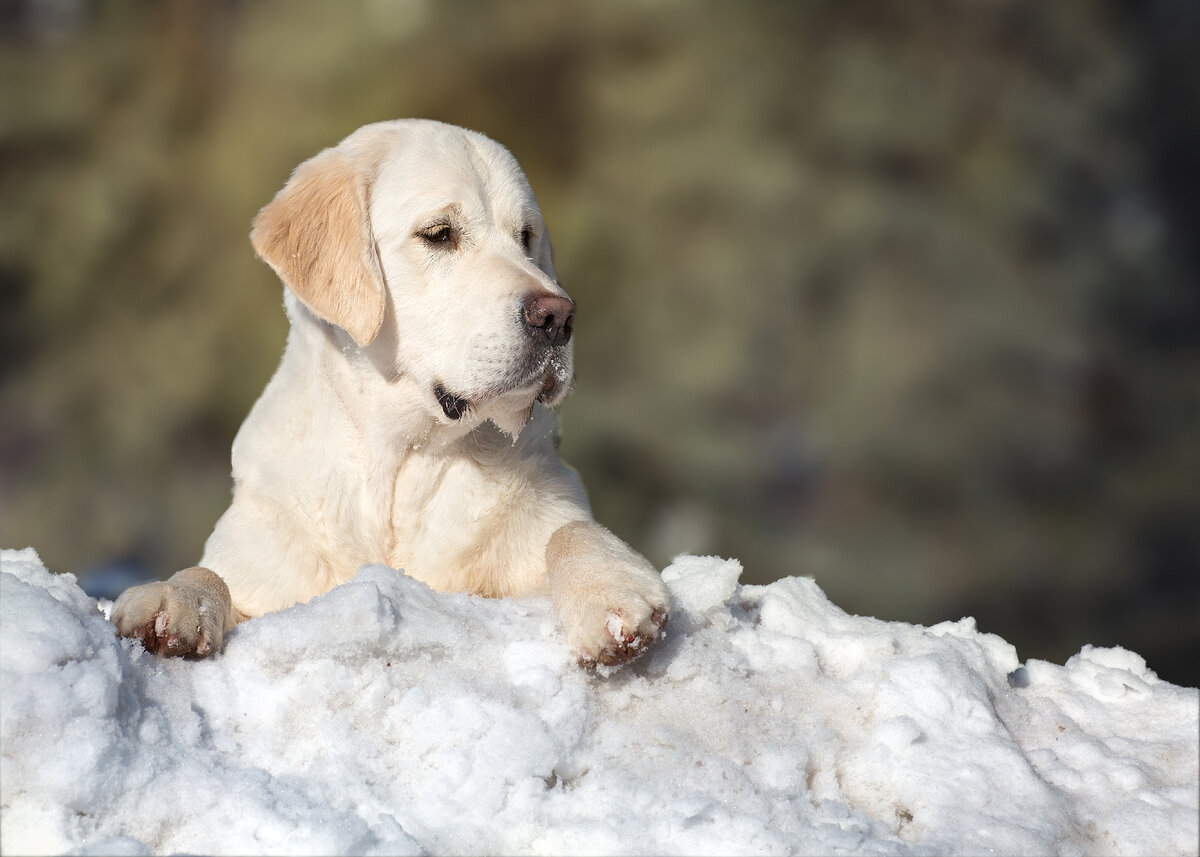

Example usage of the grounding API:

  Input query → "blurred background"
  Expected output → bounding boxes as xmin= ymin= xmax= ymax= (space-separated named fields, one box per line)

xmin=2 ymin=0 xmax=1197 ymax=685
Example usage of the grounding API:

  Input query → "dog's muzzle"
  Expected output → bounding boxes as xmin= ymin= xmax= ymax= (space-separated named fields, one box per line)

xmin=433 ymin=292 xmax=575 ymax=422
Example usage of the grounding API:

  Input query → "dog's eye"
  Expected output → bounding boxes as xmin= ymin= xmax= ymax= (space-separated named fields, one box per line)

xmin=419 ymin=224 xmax=459 ymax=250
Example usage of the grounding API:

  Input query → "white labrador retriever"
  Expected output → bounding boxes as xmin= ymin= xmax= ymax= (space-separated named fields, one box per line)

xmin=111 ymin=119 xmax=669 ymax=667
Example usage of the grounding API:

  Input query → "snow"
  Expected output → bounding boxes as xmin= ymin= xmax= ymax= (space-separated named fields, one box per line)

xmin=1 ymin=546 xmax=1196 ymax=857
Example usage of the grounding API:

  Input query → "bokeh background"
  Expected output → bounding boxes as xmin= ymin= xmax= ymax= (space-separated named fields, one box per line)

xmin=2 ymin=1 xmax=1197 ymax=685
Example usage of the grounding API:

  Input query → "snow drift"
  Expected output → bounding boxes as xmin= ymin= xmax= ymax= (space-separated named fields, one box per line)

xmin=1 ymin=546 xmax=1196 ymax=856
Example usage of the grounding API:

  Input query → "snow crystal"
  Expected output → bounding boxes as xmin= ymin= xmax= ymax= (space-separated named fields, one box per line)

xmin=2 ymin=546 xmax=1196 ymax=856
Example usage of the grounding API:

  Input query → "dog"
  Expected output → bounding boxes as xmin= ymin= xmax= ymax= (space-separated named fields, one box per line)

xmin=110 ymin=119 xmax=669 ymax=668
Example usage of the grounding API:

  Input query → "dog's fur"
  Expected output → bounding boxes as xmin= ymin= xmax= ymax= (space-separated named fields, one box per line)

xmin=110 ymin=120 xmax=669 ymax=667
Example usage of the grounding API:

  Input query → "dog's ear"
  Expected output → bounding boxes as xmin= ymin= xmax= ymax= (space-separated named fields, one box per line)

xmin=250 ymin=149 xmax=386 ymax=348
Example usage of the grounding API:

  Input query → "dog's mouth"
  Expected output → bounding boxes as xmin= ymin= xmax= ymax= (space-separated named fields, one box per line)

xmin=434 ymin=364 xmax=571 ymax=424
xmin=434 ymin=384 xmax=471 ymax=421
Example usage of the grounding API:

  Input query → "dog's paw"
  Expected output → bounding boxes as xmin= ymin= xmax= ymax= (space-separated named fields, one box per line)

xmin=548 ymin=521 xmax=673 ymax=669
xmin=110 ymin=567 xmax=234 ymax=657
xmin=577 ymin=604 xmax=669 ymax=669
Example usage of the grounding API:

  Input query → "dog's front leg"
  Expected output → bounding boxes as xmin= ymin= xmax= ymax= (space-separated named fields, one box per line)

xmin=546 ymin=521 xmax=670 ymax=668
xmin=111 ymin=567 xmax=242 ymax=657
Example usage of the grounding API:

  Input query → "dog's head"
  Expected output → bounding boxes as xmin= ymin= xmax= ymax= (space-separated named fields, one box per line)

xmin=250 ymin=119 xmax=574 ymax=437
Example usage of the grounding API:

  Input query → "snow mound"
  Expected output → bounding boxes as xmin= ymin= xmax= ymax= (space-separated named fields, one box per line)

xmin=2 ymin=547 xmax=1196 ymax=856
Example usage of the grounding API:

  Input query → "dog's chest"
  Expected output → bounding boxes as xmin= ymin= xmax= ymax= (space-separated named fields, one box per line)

xmin=382 ymin=452 xmax=512 ymax=569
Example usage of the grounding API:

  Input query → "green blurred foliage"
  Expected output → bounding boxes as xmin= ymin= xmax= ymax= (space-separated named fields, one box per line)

xmin=1 ymin=0 xmax=1197 ymax=684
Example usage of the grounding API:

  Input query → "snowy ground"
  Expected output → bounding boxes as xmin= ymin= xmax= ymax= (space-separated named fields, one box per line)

xmin=2 ymin=547 xmax=1196 ymax=856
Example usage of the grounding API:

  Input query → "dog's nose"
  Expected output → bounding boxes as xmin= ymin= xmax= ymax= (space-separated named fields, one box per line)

xmin=523 ymin=292 xmax=575 ymax=346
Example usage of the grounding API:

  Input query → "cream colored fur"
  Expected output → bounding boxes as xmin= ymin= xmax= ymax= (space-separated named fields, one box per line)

xmin=110 ymin=119 xmax=669 ymax=667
